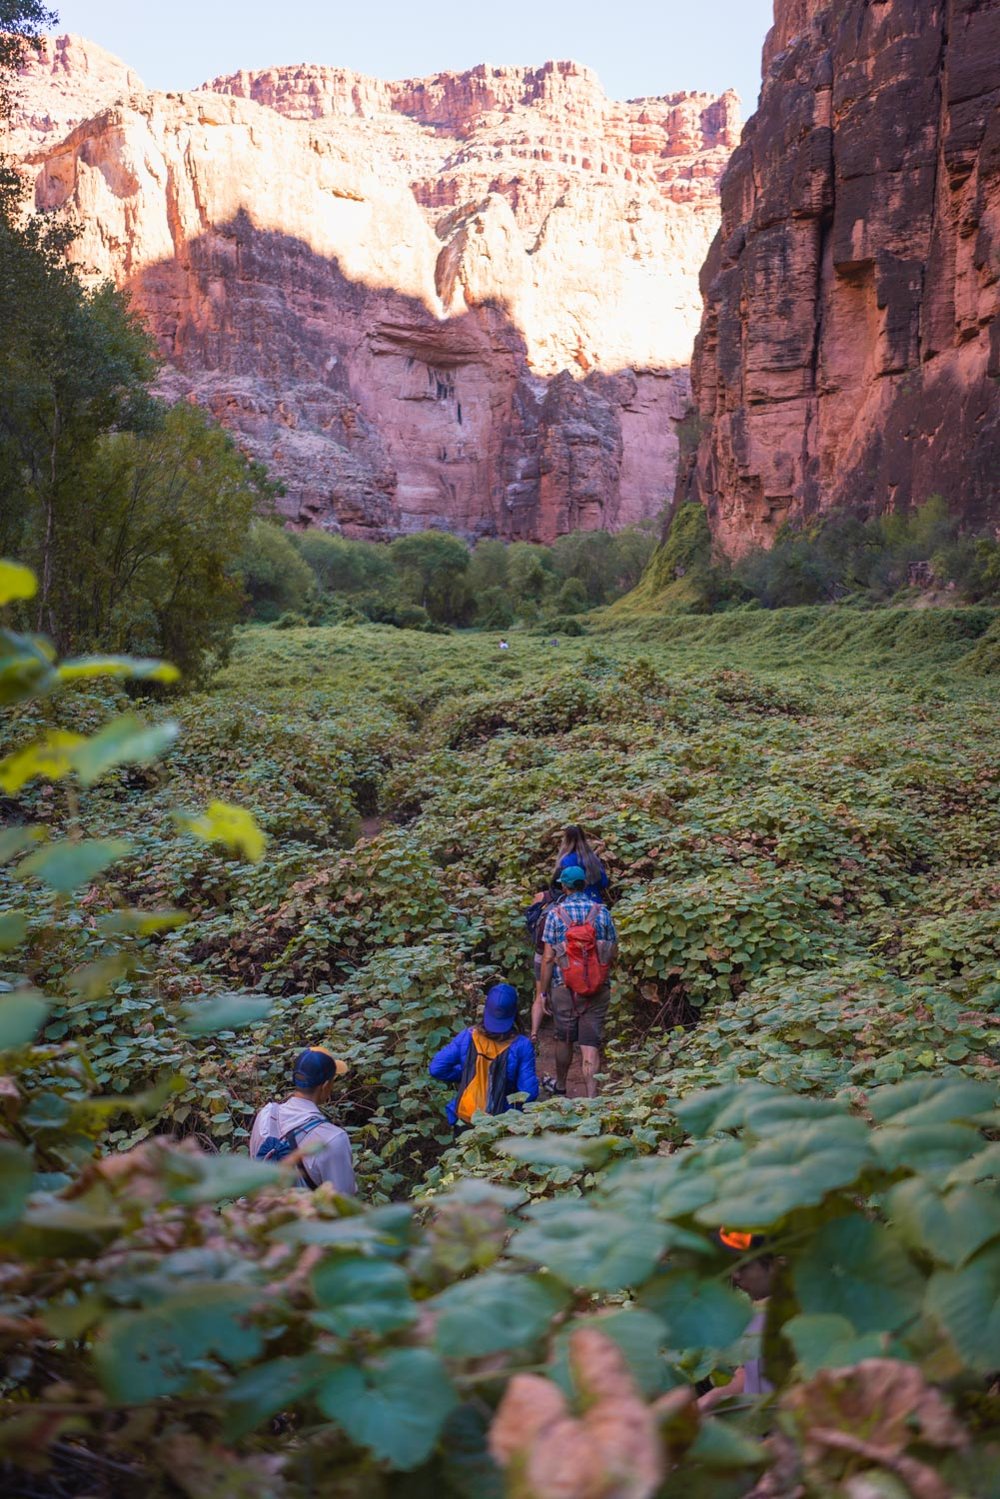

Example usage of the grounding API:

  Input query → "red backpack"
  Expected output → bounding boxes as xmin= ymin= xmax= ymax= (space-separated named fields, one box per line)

xmin=559 ymin=904 xmax=610 ymax=998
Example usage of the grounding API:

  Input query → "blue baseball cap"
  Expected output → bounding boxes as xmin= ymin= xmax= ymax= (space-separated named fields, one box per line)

xmin=293 ymin=1046 xmax=348 ymax=1089
xmin=558 ymin=865 xmax=587 ymax=887
xmin=483 ymin=983 xmax=518 ymax=1033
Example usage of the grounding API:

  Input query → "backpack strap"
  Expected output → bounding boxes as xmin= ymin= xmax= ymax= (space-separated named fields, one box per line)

xmin=284 ymin=1114 xmax=327 ymax=1189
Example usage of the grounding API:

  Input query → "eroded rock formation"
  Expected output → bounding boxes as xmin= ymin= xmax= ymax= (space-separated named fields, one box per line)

xmin=9 ymin=36 xmax=739 ymax=538
xmin=682 ymin=0 xmax=1000 ymax=555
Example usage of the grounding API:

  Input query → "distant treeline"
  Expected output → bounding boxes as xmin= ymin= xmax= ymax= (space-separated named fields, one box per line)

xmin=235 ymin=522 xmax=660 ymax=633
xmin=641 ymin=498 xmax=1000 ymax=613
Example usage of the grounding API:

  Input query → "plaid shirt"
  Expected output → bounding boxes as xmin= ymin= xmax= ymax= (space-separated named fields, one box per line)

xmin=542 ymin=896 xmax=617 ymax=986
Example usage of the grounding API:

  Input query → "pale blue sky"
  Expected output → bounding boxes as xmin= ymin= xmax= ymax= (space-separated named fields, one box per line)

xmin=54 ymin=1 xmax=774 ymax=116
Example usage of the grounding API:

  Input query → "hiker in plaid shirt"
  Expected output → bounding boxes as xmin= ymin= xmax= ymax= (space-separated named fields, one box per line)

xmin=536 ymin=865 xmax=618 ymax=1099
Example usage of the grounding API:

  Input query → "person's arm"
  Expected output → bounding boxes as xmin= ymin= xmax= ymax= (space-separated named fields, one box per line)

xmin=511 ymin=1037 xmax=539 ymax=1105
xmin=698 ymin=1366 xmax=746 ymax=1413
xmin=429 ymin=1032 xmax=466 ymax=1083
xmin=530 ymin=990 xmax=546 ymax=1045
xmin=312 ymin=1128 xmax=356 ymax=1196
xmin=538 ymin=942 xmax=556 ymax=1003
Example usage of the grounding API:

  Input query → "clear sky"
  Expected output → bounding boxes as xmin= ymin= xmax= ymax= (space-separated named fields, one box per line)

xmin=53 ymin=1 xmax=775 ymax=117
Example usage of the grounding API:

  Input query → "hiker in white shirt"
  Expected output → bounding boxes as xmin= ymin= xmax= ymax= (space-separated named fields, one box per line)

xmin=249 ymin=1046 xmax=356 ymax=1195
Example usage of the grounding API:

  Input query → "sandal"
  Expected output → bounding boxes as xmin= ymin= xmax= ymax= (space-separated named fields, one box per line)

xmin=542 ymin=1074 xmax=567 ymax=1096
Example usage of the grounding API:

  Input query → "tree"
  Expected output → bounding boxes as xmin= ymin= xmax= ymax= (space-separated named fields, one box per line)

xmin=236 ymin=520 xmax=315 ymax=622
xmin=295 ymin=530 xmax=396 ymax=596
xmin=468 ymin=538 xmax=509 ymax=593
xmin=0 ymin=242 xmax=160 ymax=633
xmin=507 ymin=543 xmax=554 ymax=607
xmin=389 ymin=530 xmax=471 ymax=624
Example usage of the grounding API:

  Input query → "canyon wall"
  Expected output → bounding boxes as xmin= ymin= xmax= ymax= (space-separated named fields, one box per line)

xmin=681 ymin=0 xmax=1000 ymax=555
xmin=9 ymin=36 xmax=739 ymax=539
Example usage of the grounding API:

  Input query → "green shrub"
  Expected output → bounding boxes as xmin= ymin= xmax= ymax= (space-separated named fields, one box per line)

xmin=235 ymin=520 xmax=314 ymax=621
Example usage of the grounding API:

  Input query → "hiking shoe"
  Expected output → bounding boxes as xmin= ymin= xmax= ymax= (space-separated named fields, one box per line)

xmin=542 ymin=1074 xmax=567 ymax=1097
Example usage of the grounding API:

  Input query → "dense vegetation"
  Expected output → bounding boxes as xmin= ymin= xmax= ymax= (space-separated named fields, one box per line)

xmin=638 ymin=498 xmax=1000 ymax=615
xmin=1 ymin=577 xmax=997 ymax=1495
xmin=238 ymin=521 xmax=660 ymax=632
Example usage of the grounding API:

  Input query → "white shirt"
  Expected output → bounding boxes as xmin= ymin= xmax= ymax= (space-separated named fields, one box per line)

xmin=249 ymin=1095 xmax=356 ymax=1195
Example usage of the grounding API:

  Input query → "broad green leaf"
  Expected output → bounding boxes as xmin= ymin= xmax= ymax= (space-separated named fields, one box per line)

xmin=925 ymin=1243 xmax=1000 ymax=1372
xmin=867 ymin=1078 xmax=996 ymax=1128
xmin=63 ymin=954 xmax=131 ymax=1004
xmin=639 ymin=1271 xmax=751 ymax=1351
xmin=947 ymin=1142 xmax=1000 ymax=1186
xmin=873 ymin=1123 xmax=985 ymax=1180
xmin=312 ymin=1256 xmax=416 ymax=1337
xmin=784 ymin=1313 xmax=889 ymax=1377
xmin=550 ymin=1308 xmax=674 ymax=1399
xmin=508 ymin=1207 xmax=670 ymax=1291
xmin=0 ymin=560 xmax=37 ymax=606
xmin=0 ymin=826 xmax=45 ymax=865
xmin=316 ymin=1348 xmax=457 ymax=1470
xmin=17 ymin=837 xmax=131 ymax=894
xmin=97 ymin=908 xmax=188 ymax=937
xmin=695 ymin=1117 xmax=871 ymax=1228
xmin=181 ymin=993 xmax=272 ymax=1035
xmin=179 ymin=800 xmax=266 ymax=862
xmin=0 ymin=989 xmax=49 ymax=1050
xmin=0 ymin=1141 xmax=33 ymax=1228
xmin=0 ymin=731 xmax=86 ymax=792
xmin=57 ymin=654 xmax=180 ymax=685
xmin=497 ymin=1132 xmax=623 ymax=1170
xmin=888 ymin=1179 xmax=1000 ymax=1268
xmin=72 ymin=714 xmax=179 ymax=786
xmin=95 ymin=1287 xmax=264 ymax=1403
xmin=165 ymin=1153 xmax=283 ymax=1205
xmin=793 ymin=1216 xmax=924 ymax=1335
xmin=431 ymin=1271 xmax=565 ymax=1357
xmin=673 ymin=1082 xmax=779 ymax=1136
xmin=0 ymin=629 xmax=56 ymax=705
xmin=687 ymin=1419 xmax=767 ymax=1470
xmin=0 ymin=910 xmax=27 ymax=951
xmin=223 ymin=1355 xmax=330 ymax=1440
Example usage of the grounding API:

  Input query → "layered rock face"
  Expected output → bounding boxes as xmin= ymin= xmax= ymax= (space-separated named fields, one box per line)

xmin=10 ymin=37 xmax=739 ymax=538
xmin=683 ymin=0 xmax=1000 ymax=554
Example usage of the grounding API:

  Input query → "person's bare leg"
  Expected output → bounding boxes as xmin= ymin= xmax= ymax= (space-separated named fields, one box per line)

xmin=580 ymin=1045 xmax=601 ymax=1098
xmin=555 ymin=1038 xmax=573 ymax=1091
xmin=530 ymin=991 xmax=546 ymax=1044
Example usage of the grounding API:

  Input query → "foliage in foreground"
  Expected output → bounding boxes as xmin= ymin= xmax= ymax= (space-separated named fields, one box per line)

xmin=0 ymin=572 xmax=998 ymax=1494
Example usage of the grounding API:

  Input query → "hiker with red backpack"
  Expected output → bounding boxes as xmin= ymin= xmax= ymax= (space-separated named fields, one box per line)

xmin=429 ymin=982 xmax=539 ymax=1131
xmin=536 ymin=864 xmax=618 ymax=1098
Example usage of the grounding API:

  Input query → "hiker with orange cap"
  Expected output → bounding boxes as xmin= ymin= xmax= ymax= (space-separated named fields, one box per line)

xmin=429 ymin=983 xmax=539 ymax=1130
xmin=699 ymin=1230 xmax=775 ymax=1410
xmin=250 ymin=1046 xmax=356 ymax=1194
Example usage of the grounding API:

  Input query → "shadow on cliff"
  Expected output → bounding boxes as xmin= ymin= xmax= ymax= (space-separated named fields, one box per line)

xmin=128 ymin=210 xmax=647 ymax=539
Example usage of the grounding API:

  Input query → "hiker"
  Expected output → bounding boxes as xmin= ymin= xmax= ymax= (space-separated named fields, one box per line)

xmin=429 ymin=982 xmax=538 ymax=1129
xmin=698 ymin=1232 xmax=775 ymax=1410
xmin=498 ymin=638 xmax=510 ymax=650
xmin=554 ymin=824 xmax=609 ymax=903
xmin=249 ymin=1046 xmax=356 ymax=1194
xmin=536 ymin=864 xmax=618 ymax=1098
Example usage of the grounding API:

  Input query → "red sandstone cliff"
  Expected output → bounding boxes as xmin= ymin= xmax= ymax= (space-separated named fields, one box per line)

xmin=682 ymin=0 xmax=1000 ymax=555
xmin=8 ymin=37 xmax=739 ymax=540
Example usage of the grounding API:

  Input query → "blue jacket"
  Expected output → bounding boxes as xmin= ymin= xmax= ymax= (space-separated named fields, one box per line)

xmin=429 ymin=1029 xmax=539 ymax=1126
xmin=556 ymin=852 xmax=609 ymax=904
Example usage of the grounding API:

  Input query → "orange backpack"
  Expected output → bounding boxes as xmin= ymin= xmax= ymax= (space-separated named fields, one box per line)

xmin=456 ymin=1029 xmax=515 ymax=1124
xmin=560 ymin=905 xmax=610 ymax=998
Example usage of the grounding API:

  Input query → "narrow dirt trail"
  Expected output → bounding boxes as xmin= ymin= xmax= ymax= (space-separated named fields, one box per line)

xmin=534 ymin=1016 xmax=587 ymax=1099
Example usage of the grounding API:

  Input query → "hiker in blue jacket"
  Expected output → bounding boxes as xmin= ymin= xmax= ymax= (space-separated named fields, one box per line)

xmin=429 ymin=983 xmax=539 ymax=1128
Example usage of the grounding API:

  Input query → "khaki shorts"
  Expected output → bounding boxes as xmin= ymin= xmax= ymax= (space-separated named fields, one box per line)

xmin=550 ymin=981 xmax=610 ymax=1048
